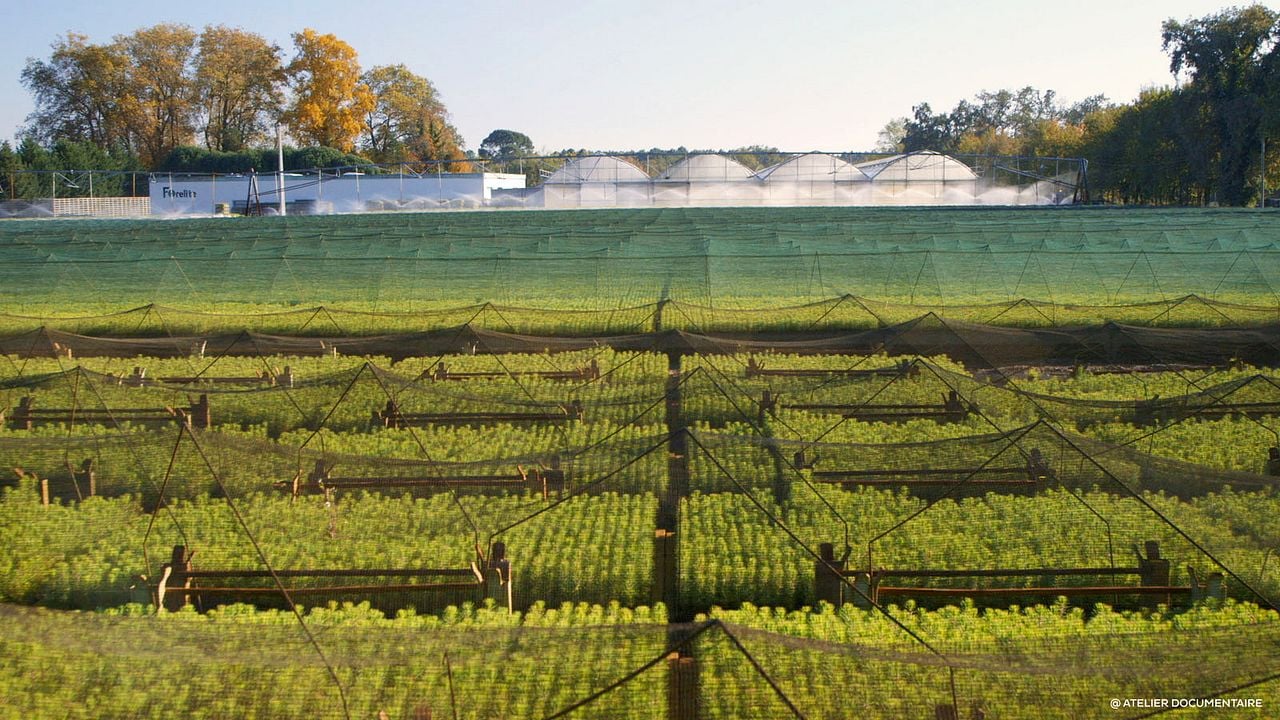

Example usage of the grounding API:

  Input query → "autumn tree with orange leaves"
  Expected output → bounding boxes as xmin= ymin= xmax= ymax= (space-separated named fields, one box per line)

xmin=281 ymin=29 xmax=374 ymax=152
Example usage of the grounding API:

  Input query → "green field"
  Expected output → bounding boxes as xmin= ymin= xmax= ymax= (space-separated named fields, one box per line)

xmin=2 ymin=207 xmax=1278 ymax=718
xmin=0 ymin=206 xmax=1278 ymax=333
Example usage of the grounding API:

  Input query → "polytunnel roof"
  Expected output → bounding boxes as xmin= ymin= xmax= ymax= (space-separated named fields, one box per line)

xmin=755 ymin=152 xmax=865 ymax=182
xmin=854 ymin=151 xmax=978 ymax=181
xmin=657 ymin=154 xmax=756 ymax=182
xmin=544 ymin=156 xmax=650 ymax=184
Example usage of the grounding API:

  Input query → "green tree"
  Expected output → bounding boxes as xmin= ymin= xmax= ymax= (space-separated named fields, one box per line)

xmin=361 ymin=64 xmax=466 ymax=166
xmin=20 ymin=34 xmax=131 ymax=150
xmin=874 ymin=118 xmax=908 ymax=154
xmin=1162 ymin=4 xmax=1280 ymax=205
xmin=194 ymin=26 xmax=284 ymax=152
xmin=478 ymin=129 xmax=534 ymax=161
xmin=115 ymin=24 xmax=200 ymax=168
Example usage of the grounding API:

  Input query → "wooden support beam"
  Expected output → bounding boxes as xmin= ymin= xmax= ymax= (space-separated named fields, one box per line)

xmin=762 ymin=390 xmax=974 ymax=424
xmin=745 ymin=357 xmax=918 ymax=379
xmin=8 ymin=395 xmax=210 ymax=430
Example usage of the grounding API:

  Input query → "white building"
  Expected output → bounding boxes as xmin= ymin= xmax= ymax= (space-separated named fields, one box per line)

xmin=149 ymin=171 xmax=526 ymax=215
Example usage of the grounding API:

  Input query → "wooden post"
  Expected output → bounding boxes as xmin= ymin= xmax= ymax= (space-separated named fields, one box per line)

xmin=1137 ymin=541 xmax=1170 ymax=586
xmin=1025 ymin=448 xmax=1053 ymax=484
xmin=376 ymin=400 xmax=401 ymax=429
xmin=536 ymin=456 xmax=565 ymax=498
xmin=1267 ymin=447 xmax=1279 ymax=477
xmin=188 ymin=395 xmax=211 ymax=430
xmin=793 ymin=449 xmax=814 ymax=470
xmin=1206 ymin=572 xmax=1225 ymax=600
xmin=485 ymin=542 xmax=512 ymax=612
xmin=815 ymin=542 xmax=845 ymax=608
xmin=850 ymin=571 xmax=875 ymax=609
xmin=40 ymin=476 xmax=50 ymax=506
xmin=758 ymin=390 xmax=777 ymax=423
xmin=1137 ymin=541 xmax=1171 ymax=608
xmin=745 ymin=357 xmax=763 ymax=378
xmin=666 ymin=651 xmax=697 ymax=720
xmin=305 ymin=460 xmax=330 ymax=497
xmin=1190 ymin=566 xmax=1201 ymax=603
xmin=653 ymin=529 xmax=678 ymax=609
xmin=14 ymin=396 xmax=34 ymax=430
xmin=79 ymin=458 xmax=96 ymax=497
xmin=943 ymin=390 xmax=967 ymax=423
xmin=935 ymin=705 xmax=959 ymax=720
xmin=161 ymin=545 xmax=192 ymax=612
xmin=279 ymin=366 xmax=294 ymax=388
xmin=898 ymin=359 xmax=919 ymax=379
xmin=563 ymin=399 xmax=585 ymax=421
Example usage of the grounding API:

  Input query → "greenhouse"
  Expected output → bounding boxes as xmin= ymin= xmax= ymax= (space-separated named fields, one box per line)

xmin=515 ymin=152 xmax=1078 ymax=208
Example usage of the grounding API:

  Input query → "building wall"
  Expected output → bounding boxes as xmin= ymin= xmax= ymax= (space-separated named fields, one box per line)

xmin=148 ymin=173 xmax=525 ymax=215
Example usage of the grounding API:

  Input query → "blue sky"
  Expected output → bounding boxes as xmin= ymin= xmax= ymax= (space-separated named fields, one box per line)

xmin=3 ymin=0 xmax=1267 ymax=153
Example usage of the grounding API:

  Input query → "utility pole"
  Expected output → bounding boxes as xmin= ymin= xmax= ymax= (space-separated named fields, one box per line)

xmin=277 ymin=124 xmax=286 ymax=217
xmin=1261 ymin=135 xmax=1268 ymax=208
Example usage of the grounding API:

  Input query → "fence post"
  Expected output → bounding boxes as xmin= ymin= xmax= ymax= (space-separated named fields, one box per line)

xmin=934 ymin=705 xmax=959 ymax=720
xmin=815 ymin=542 xmax=845 ymax=608
xmin=40 ymin=476 xmax=50 ymax=506
xmin=1267 ymin=447 xmax=1279 ymax=477
xmin=666 ymin=651 xmax=697 ymax=720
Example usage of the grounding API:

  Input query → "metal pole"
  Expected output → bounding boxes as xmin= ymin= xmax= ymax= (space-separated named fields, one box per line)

xmin=1262 ymin=135 xmax=1267 ymax=208
xmin=277 ymin=125 xmax=286 ymax=216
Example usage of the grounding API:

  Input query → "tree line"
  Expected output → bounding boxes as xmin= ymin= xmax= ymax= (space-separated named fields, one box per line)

xmin=6 ymin=6 xmax=1279 ymax=205
xmin=14 ymin=24 xmax=467 ymax=173
xmin=886 ymin=5 xmax=1279 ymax=206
